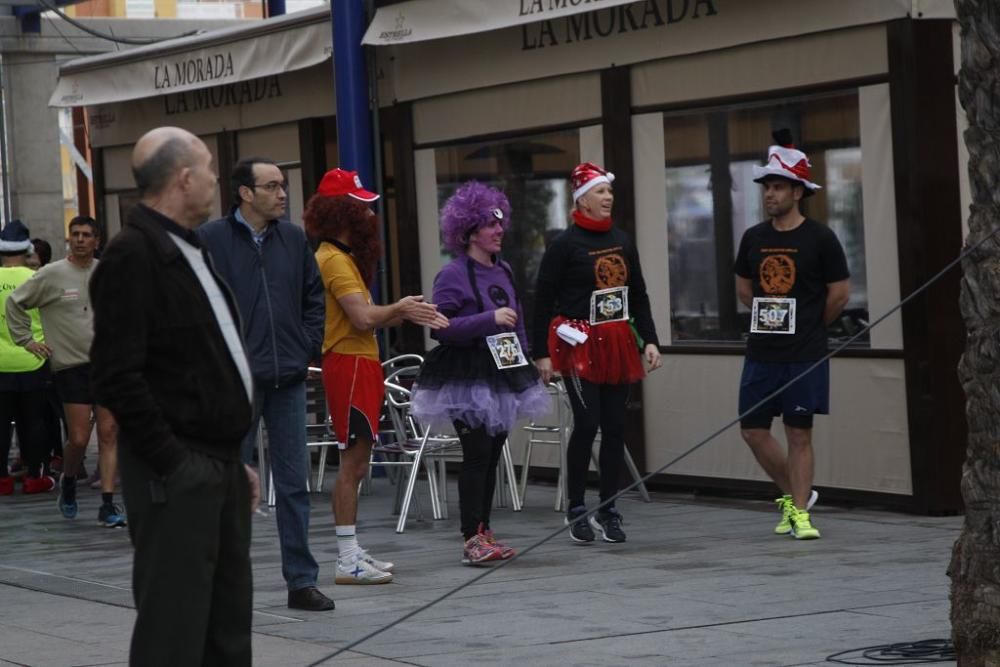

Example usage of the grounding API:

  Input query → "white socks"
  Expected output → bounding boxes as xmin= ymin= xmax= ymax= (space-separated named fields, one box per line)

xmin=336 ymin=525 xmax=361 ymax=562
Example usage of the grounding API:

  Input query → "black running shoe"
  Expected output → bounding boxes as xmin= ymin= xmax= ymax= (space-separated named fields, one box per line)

xmin=589 ymin=508 xmax=626 ymax=543
xmin=565 ymin=505 xmax=595 ymax=543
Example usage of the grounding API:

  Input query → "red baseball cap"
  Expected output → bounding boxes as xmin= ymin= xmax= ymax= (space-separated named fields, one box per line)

xmin=315 ymin=168 xmax=379 ymax=202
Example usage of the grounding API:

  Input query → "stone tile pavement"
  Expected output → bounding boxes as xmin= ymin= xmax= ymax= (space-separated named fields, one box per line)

xmin=0 ymin=468 xmax=959 ymax=666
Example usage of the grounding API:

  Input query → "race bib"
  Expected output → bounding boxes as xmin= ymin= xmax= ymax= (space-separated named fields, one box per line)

xmin=486 ymin=332 xmax=528 ymax=370
xmin=590 ymin=286 xmax=629 ymax=325
xmin=751 ymin=297 xmax=796 ymax=334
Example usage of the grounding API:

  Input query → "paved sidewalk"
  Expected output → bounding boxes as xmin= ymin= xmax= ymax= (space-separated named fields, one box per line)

xmin=0 ymin=472 xmax=958 ymax=666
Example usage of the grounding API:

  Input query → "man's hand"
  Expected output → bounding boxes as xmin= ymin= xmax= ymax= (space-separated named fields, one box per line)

xmin=644 ymin=343 xmax=662 ymax=372
xmin=25 ymin=341 xmax=52 ymax=360
xmin=245 ymin=464 xmax=260 ymax=514
xmin=397 ymin=295 xmax=449 ymax=330
xmin=535 ymin=357 xmax=554 ymax=385
xmin=494 ymin=307 xmax=517 ymax=328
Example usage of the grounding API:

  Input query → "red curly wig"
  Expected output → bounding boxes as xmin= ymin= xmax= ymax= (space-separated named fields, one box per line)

xmin=303 ymin=193 xmax=382 ymax=286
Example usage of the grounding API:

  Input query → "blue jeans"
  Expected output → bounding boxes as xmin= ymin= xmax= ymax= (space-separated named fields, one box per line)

xmin=241 ymin=381 xmax=319 ymax=591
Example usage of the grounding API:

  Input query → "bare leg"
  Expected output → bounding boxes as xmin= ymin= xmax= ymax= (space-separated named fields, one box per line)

xmin=740 ymin=428 xmax=791 ymax=495
xmin=333 ymin=437 xmax=372 ymax=526
xmin=784 ymin=425 xmax=814 ymax=510
xmin=95 ymin=406 xmax=118 ymax=495
xmin=62 ymin=403 xmax=93 ymax=481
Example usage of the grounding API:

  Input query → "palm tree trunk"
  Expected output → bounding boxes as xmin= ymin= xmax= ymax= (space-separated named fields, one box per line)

xmin=950 ymin=1 xmax=1000 ymax=664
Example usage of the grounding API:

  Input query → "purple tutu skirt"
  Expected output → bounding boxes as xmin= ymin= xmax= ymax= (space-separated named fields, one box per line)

xmin=410 ymin=344 xmax=551 ymax=436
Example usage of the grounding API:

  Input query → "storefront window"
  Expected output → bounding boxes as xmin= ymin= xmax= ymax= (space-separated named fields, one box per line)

xmin=434 ymin=129 xmax=580 ymax=344
xmin=664 ymin=91 xmax=869 ymax=345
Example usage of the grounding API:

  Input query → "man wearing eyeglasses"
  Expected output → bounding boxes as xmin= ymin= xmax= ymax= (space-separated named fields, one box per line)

xmin=199 ymin=157 xmax=333 ymax=612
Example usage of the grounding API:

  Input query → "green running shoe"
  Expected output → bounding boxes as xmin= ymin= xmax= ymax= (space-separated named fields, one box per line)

xmin=790 ymin=509 xmax=820 ymax=540
xmin=774 ymin=490 xmax=819 ymax=535
xmin=774 ymin=495 xmax=794 ymax=535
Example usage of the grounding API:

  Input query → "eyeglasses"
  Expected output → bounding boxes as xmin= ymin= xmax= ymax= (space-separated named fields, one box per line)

xmin=252 ymin=181 xmax=288 ymax=193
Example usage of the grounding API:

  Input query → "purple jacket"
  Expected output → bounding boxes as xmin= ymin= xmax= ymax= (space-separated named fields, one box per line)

xmin=431 ymin=255 xmax=529 ymax=350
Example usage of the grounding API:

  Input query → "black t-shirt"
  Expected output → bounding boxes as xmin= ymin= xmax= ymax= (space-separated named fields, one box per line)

xmin=532 ymin=224 xmax=658 ymax=358
xmin=734 ymin=218 xmax=850 ymax=362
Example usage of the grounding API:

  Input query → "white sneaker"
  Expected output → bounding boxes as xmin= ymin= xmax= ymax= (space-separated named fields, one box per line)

xmin=335 ymin=556 xmax=393 ymax=585
xmin=806 ymin=489 xmax=819 ymax=511
xmin=358 ymin=548 xmax=395 ymax=573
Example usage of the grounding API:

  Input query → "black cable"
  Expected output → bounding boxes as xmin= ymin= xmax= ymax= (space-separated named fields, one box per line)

xmin=36 ymin=0 xmax=202 ymax=46
xmin=307 ymin=225 xmax=999 ymax=666
xmin=42 ymin=13 xmax=85 ymax=56
xmin=826 ymin=638 xmax=955 ymax=664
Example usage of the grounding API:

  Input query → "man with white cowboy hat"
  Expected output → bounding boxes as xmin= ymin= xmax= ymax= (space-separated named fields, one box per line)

xmin=734 ymin=130 xmax=850 ymax=540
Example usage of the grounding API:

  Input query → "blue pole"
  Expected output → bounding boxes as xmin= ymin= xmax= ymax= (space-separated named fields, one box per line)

xmin=332 ymin=0 xmax=387 ymax=355
xmin=266 ymin=0 xmax=285 ymax=17
xmin=332 ymin=0 xmax=374 ymax=191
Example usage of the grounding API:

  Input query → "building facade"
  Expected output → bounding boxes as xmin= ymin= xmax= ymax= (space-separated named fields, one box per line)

xmin=50 ymin=0 xmax=968 ymax=513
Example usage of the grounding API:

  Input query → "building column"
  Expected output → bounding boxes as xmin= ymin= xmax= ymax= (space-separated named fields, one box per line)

xmin=2 ymin=52 xmax=66 ymax=255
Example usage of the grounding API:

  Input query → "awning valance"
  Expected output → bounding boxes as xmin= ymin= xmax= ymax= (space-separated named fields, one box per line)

xmin=49 ymin=7 xmax=331 ymax=108
xmin=362 ymin=0 xmax=639 ymax=46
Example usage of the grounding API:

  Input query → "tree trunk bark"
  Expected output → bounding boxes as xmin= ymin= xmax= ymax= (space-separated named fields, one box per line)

xmin=950 ymin=2 xmax=1000 ymax=665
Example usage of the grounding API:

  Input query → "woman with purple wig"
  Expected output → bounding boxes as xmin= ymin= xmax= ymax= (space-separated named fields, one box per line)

xmin=411 ymin=182 xmax=549 ymax=565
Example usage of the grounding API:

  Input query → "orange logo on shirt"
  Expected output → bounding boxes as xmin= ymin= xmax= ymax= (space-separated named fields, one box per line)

xmin=759 ymin=254 xmax=796 ymax=295
xmin=594 ymin=253 xmax=628 ymax=288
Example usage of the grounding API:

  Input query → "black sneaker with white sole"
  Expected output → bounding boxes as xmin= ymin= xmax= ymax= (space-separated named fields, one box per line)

xmin=565 ymin=505 xmax=595 ymax=543
xmin=589 ymin=508 xmax=626 ymax=543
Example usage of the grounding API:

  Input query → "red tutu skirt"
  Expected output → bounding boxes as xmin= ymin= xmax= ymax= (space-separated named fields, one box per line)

xmin=547 ymin=316 xmax=645 ymax=385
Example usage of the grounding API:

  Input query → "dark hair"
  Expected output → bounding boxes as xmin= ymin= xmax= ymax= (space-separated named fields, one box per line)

xmin=31 ymin=238 xmax=51 ymax=266
xmin=132 ymin=137 xmax=190 ymax=196
xmin=230 ymin=157 xmax=278 ymax=203
xmin=68 ymin=215 xmax=98 ymax=236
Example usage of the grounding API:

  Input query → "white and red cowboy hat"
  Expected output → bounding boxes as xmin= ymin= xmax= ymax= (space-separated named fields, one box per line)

xmin=752 ymin=130 xmax=822 ymax=196
xmin=571 ymin=162 xmax=615 ymax=201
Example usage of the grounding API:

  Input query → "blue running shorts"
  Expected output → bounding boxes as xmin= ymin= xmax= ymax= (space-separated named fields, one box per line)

xmin=738 ymin=359 xmax=830 ymax=430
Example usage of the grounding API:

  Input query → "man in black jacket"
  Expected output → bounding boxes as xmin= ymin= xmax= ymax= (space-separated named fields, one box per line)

xmin=198 ymin=157 xmax=333 ymax=611
xmin=90 ymin=126 xmax=259 ymax=667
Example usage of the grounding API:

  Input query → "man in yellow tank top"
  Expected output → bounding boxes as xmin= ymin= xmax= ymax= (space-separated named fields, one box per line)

xmin=305 ymin=169 xmax=447 ymax=585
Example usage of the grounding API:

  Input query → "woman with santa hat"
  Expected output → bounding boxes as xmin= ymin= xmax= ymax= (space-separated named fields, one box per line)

xmin=532 ymin=162 xmax=661 ymax=545
xmin=411 ymin=182 xmax=549 ymax=565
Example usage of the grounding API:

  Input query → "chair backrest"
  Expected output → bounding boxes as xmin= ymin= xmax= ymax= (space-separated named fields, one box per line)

xmin=380 ymin=381 xmax=420 ymax=449
xmin=526 ymin=380 xmax=573 ymax=430
xmin=381 ymin=379 xmax=461 ymax=455
xmin=382 ymin=354 xmax=423 ymax=394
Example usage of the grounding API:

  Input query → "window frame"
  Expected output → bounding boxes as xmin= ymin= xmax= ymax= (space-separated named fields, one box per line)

xmin=640 ymin=79 xmax=891 ymax=358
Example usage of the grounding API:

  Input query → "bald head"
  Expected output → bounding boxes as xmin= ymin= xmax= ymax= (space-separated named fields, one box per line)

xmin=132 ymin=127 xmax=218 ymax=228
xmin=131 ymin=127 xmax=203 ymax=197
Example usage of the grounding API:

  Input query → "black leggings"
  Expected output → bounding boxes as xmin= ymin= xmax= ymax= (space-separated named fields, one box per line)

xmin=0 ymin=388 xmax=50 ymax=477
xmin=454 ymin=420 xmax=506 ymax=540
xmin=565 ymin=379 xmax=629 ymax=509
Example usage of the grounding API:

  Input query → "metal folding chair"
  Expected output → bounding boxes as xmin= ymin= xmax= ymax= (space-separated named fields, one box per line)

xmin=380 ymin=380 xmax=459 ymax=532
xmin=520 ymin=382 xmax=572 ymax=510
xmin=361 ymin=354 xmax=425 ymax=497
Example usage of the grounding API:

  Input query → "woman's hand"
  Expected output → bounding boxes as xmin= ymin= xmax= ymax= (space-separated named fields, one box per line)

xmin=535 ymin=357 xmax=553 ymax=384
xmin=644 ymin=343 xmax=662 ymax=372
xmin=494 ymin=307 xmax=517 ymax=328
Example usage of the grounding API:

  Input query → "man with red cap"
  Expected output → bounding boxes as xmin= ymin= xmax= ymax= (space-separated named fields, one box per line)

xmin=734 ymin=130 xmax=850 ymax=540
xmin=304 ymin=169 xmax=447 ymax=584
